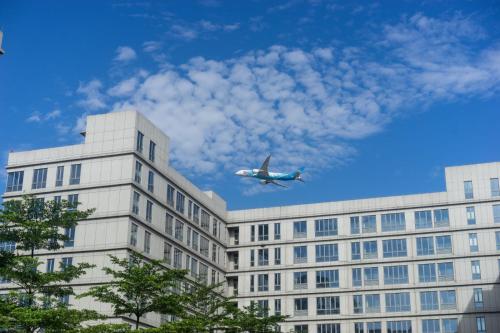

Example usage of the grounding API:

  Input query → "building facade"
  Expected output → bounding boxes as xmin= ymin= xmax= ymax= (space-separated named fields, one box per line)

xmin=2 ymin=111 xmax=500 ymax=332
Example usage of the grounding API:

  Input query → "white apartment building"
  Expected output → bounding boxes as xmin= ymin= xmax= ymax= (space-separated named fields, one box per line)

xmin=2 ymin=111 xmax=500 ymax=333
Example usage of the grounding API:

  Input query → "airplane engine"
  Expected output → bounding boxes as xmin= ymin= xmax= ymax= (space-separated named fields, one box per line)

xmin=260 ymin=180 xmax=269 ymax=185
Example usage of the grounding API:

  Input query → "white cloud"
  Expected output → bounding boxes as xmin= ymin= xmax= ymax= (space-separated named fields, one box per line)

xmin=143 ymin=41 xmax=162 ymax=53
xmin=74 ymin=14 xmax=500 ymax=192
xmin=26 ymin=109 xmax=61 ymax=123
xmin=77 ymin=79 xmax=107 ymax=110
xmin=114 ymin=46 xmax=137 ymax=62
xmin=169 ymin=24 xmax=199 ymax=41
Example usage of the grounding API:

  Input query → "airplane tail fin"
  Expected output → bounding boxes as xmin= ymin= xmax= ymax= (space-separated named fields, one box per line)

xmin=294 ymin=167 xmax=305 ymax=182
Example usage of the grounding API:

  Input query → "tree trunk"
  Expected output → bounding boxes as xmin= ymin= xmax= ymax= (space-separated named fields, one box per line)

xmin=135 ymin=315 xmax=140 ymax=330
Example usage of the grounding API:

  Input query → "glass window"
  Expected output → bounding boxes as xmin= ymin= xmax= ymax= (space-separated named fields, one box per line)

xmin=353 ymin=295 xmax=363 ymax=313
xmin=200 ymin=237 xmax=209 ymax=257
xmin=417 ymin=237 xmax=435 ymax=256
xmin=385 ymin=292 xmax=410 ymax=312
xmin=274 ymin=273 xmax=281 ymax=291
xmin=61 ymin=257 xmax=73 ymax=269
xmin=144 ymin=231 xmax=151 ymax=253
xmin=367 ymin=322 xmax=381 ymax=333
xmin=351 ymin=242 xmax=361 ymax=260
xmin=294 ymin=246 xmax=307 ymax=264
xmin=474 ymin=288 xmax=483 ymax=309
xmin=134 ymin=161 xmax=142 ymax=183
xmin=64 ymin=226 xmax=75 ymax=247
xmin=317 ymin=323 xmax=340 ymax=333
xmin=274 ymin=298 xmax=281 ymax=316
xmin=175 ymin=191 xmax=185 ymax=213
xmin=352 ymin=268 xmax=362 ymax=287
xmin=274 ymin=247 xmax=281 ymax=265
xmin=316 ymin=269 xmax=339 ymax=288
xmin=418 ymin=263 xmax=436 ymax=283
xmin=257 ymin=274 xmax=269 ymax=292
xmin=315 ymin=243 xmax=338 ymax=262
xmin=294 ymin=298 xmax=308 ymax=316
xmin=469 ymin=233 xmax=479 ymax=252
xmin=163 ymin=242 xmax=172 ymax=265
xmin=294 ymin=221 xmax=307 ymax=238
xmin=363 ymin=240 xmax=377 ymax=259
xmin=382 ymin=239 xmax=407 ymax=258
xmin=146 ymin=200 xmax=153 ymax=222
xmin=364 ymin=267 xmax=378 ymax=286
xmin=438 ymin=262 xmax=454 ymax=281
xmin=193 ymin=204 xmax=200 ymax=224
xmin=274 ymin=223 xmax=281 ymax=240
xmin=415 ymin=210 xmax=432 ymax=229
xmin=212 ymin=243 xmax=217 ymax=262
xmin=440 ymin=290 xmax=456 ymax=310
xmin=294 ymin=325 xmax=308 ymax=333
xmin=493 ymin=204 xmax=500 ymax=223
xmin=471 ymin=260 xmax=481 ymax=280
xmin=258 ymin=248 xmax=268 ymax=266
xmin=258 ymin=224 xmax=269 ymax=241
xmin=130 ymin=223 xmax=138 ymax=246
xmin=136 ymin=131 xmax=144 ymax=153
xmin=68 ymin=194 xmax=79 ymax=210
xmin=316 ymin=296 xmax=340 ymax=315
xmin=46 ymin=258 xmax=55 ymax=273
xmin=422 ymin=319 xmax=440 ymax=333
xmin=201 ymin=210 xmax=210 ymax=231
xmin=6 ymin=170 xmax=24 ymax=192
xmin=55 ymin=166 xmax=64 ymax=187
xmin=165 ymin=213 xmax=174 ymax=236
xmin=381 ymin=212 xmax=405 ymax=232
xmin=365 ymin=294 xmax=380 ymax=313
xmin=174 ymin=220 xmax=184 ymax=241
xmin=32 ymin=168 xmax=48 ymax=189
xmin=491 ymin=178 xmax=500 ymax=197
xmin=212 ymin=218 xmax=218 ymax=237
xmin=69 ymin=164 xmax=81 ymax=185
xmin=383 ymin=265 xmax=409 ymax=285
xmin=250 ymin=249 xmax=255 ymax=267
xmin=294 ymin=271 xmax=308 ymax=290
xmin=250 ymin=275 xmax=254 ymax=292
xmin=442 ymin=319 xmax=458 ymax=333
xmin=435 ymin=235 xmax=452 ymax=254
xmin=147 ymin=171 xmax=154 ymax=192
xmin=496 ymin=231 xmax=500 ymax=250
xmin=476 ymin=317 xmax=486 ymax=333
xmin=434 ymin=209 xmax=449 ymax=227
xmin=166 ymin=184 xmax=175 ymax=207
xmin=132 ymin=191 xmax=140 ymax=214
xmin=354 ymin=323 xmax=364 ymax=333
xmin=386 ymin=321 xmax=411 ymax=333
xmin=173 ymin=248 xmax=182 ymax=268
xmin=467 ymin=206 xmax=476 ymax=225
xmin=362 ymin=215 xmax=376 ymax=233
xmin=420 ymin=291 xmax=438 ymax=310
xmin=250 ymin=225 xmax=255 ymax=242
xmin=149 ymin=140 xmax=156 ymax=162
xmin=315 ymin=218 xmax=338 ymax=237
xmin=464 ymin=180 xmax=474 ymax=199
xmin=350 ymin=216 xmax=360 ymax=234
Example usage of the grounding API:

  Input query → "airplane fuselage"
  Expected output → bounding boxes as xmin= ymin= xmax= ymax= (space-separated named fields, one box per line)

xmin=235 ymin=169 xmax=298 ymax=181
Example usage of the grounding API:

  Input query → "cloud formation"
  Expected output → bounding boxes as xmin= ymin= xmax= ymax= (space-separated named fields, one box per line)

xmin=83 ymin=14 xmax=500 ymax=186
xmin=114 ymin=46 xmax=137 ymax=62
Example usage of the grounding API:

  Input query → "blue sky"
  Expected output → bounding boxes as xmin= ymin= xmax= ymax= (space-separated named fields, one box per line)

xmin=0 ymin=0 xmax=499 ymax=210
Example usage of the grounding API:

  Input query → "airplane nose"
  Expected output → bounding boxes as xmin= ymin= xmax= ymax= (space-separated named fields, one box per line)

xmin=235 ymin=170 xmax=244 ymax=176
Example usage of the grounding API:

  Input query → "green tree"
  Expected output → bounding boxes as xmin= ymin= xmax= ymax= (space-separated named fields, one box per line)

xmin=79 ymin=254 xmax=187 ymax=330
xmin=0 ymin=195 xmax=100 ymax=332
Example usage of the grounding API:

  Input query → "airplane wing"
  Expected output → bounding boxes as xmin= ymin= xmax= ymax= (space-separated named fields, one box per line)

xmin=258 ymin=155 xmax=271 ymax=177
xmin=269 ymin=180 xmax=288 ymax=188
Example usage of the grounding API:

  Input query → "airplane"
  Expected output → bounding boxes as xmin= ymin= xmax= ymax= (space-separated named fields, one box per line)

xmin=0 ymin=30 xmax=4 ymax=55
xmin=235 ymin=155 xmax=304 ymax=187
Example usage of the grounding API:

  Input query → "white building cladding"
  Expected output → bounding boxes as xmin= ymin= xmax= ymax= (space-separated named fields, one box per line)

xmin=2 ymin=111 xmax=228 ymax=327
xmin=2 ymin=110 xmax=500 ymax=332
xmin=227 ymin=163 xmax=500 ymax=333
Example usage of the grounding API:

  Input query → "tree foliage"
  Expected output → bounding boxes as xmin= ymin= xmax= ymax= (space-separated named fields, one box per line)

xmin=0 ymin=195 xmax=100 ymax=332
xmin=78 ymin=254 xmax=187 ymax=330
